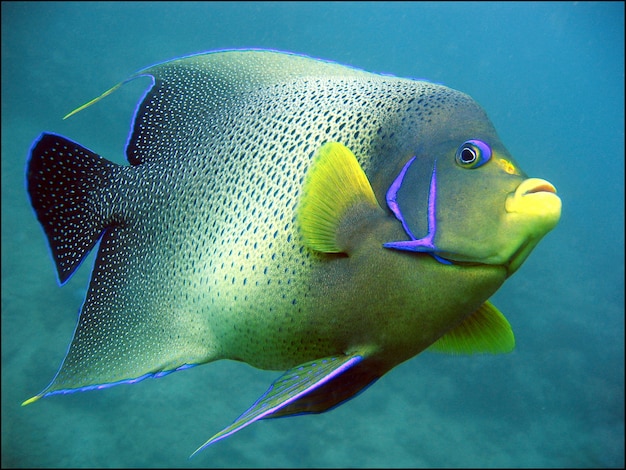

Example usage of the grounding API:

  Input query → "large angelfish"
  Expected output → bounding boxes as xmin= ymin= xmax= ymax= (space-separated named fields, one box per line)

xmin=23 ymin=49 xmax=561 ymax=455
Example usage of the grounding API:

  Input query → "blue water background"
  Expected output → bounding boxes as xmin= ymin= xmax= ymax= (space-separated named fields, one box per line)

xmin=2 ymin=2 xmax=624 ymax=467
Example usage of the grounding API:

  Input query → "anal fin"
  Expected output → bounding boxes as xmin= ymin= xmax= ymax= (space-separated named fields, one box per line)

xmin=191 ymin=354 xmax=373 ymax=456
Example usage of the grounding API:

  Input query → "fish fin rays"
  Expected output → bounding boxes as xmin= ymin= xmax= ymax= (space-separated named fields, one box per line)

xmin=427 ymin=300 xmax=515 ymax=355
xmin=297 ymin=142 xmax=384 ymax=254
xmin=192 ymin=353 xmax=377 ymax=456
xmin=27 ymin=133 xmax=120 ymax=284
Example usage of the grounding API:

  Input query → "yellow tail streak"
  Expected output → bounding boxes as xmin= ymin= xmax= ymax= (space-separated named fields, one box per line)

xmin=21 ymin=395 xmax=42 ymax=406
xmin=63 ymin=82 xmax=122 ymax=120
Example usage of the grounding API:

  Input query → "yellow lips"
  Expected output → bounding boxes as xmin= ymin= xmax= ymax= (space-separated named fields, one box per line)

xmin=506 ymin=178 xmax=561 ymax=225
xmin=501 ymin=178 xmax=561 ymax=275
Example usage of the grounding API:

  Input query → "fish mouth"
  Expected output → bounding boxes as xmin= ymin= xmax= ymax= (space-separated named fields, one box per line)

xmin=431 ymin=178 xmax=561 ymax=275
xmin=522 ymin=181 xmax=556 ymax=194
xmin=506 ymin=178 xmax=561 ymax=218
xmin=500 ymin=177 xmax=561 ymax=275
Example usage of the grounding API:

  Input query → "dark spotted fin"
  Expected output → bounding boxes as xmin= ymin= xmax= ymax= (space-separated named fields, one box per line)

xmin=27 ymin=133 xmax=121 ymax=285
xmin=427 ymin=301 xmax=515 ymax=354
xmin=191 ymin=354 xmax=377 ymax=456
xmin=297 ymin=142 xmax=384 ymax=254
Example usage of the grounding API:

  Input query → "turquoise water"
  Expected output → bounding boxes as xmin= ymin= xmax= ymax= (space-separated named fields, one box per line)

xmin=1 ymin=2 xmax=623 ymax=467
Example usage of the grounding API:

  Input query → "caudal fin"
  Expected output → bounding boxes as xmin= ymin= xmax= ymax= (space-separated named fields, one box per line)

xmin=27 ymin=133 xmax=120 ymax=284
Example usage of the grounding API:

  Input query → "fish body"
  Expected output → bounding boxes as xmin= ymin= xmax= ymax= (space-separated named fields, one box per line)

xmin=24 ymin=50 xmax=561 ymax=453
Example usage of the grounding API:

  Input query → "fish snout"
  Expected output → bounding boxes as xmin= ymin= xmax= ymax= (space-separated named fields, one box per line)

xmin=498 ymin=178 xmax=561 ymax=276
xmin=505 ymin=178 xmax=561 ymax=229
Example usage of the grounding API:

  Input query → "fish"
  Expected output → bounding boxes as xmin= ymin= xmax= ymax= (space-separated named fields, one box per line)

xmin=23 ymin=49 xmax=561 ymax=455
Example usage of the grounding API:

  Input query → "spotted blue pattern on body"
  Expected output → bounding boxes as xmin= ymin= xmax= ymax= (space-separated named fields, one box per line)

xmin=28 ymin=51 xmax=479 ymax=394
xmin=24 ymin=50 xmax=561 ymax=453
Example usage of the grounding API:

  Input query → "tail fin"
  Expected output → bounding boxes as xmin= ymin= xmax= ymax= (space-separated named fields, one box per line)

xmin=27 ymin=133 xmax=120 ymax=284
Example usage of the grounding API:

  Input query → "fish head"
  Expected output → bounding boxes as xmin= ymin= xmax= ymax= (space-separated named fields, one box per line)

xmin=383 ymin=100 xmax=561 ymax=277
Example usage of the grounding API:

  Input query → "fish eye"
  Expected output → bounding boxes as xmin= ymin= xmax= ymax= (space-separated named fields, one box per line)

xmin=455 ymin=140 xmax=492 ymax=169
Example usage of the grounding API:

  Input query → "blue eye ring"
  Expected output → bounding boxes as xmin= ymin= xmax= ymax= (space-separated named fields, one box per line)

xmin=455 ymin=140 xmax=492 ymax=168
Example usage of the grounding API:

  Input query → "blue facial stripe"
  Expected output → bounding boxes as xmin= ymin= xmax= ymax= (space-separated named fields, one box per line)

xmin=383 ymin=162 xmax=437 ymax=250
xmin=432 ymin=254 xmax=453 ymax=265
xmin=384 ymin=161 xmax=452 ymax=264
xmin=385 ymin=156 xmax=417 ymax=239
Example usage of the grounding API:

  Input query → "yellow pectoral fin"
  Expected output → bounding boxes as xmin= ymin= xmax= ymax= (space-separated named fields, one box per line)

xmin=297 ymin=142 xmax=382 ymax=253
xmin=427 ymin=300 xmax=515 ymax=355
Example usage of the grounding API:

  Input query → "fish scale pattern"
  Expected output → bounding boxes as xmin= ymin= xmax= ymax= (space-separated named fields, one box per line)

xmin=31 ymin=51 xmax=478 ymax=394
xmin=121 ymin=59 xmax=469 ymax=368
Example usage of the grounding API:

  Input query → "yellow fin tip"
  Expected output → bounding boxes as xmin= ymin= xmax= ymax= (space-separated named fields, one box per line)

xmin=21 ymin=395 xmax=42 ymax=406
xmin=63 ymin=82 xmax=123 ymax=120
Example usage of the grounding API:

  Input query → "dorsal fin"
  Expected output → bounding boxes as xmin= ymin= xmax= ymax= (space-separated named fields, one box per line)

xmin=63 ymin=83 xmax=123 ymax=120
xmin=63 ymin=50 xmax=376 ymax=166
xmin=126 ymin=51 xmax=375 ymax=165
